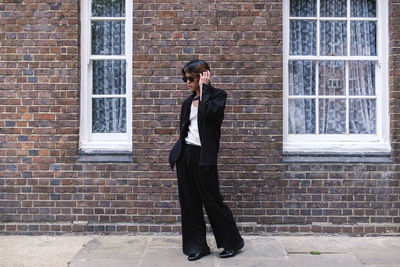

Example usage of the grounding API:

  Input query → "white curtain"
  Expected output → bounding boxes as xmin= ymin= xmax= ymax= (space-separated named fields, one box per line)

xmin=288 ymin=60 xmax=316 ymax=134
xmin=91 ymin=0 xmax=126 ymax=133
xmin=319 ymin=61 xmax=346 ymax=134
xmin=289 ymin=0 xmax=376 ymax=135
xmin=288 ymin=5 xmax=316 ymax=134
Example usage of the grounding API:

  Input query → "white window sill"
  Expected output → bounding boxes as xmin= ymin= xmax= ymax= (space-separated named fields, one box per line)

xmin=80 ymin=140 xmax=132 ymax=152
xmin=283 ymin=142 xmax=392 ymax=163
xmin=78 ymin=150 xmax=132 ymax=163
xmin=78 ymin=141 xmax=132 ymax=163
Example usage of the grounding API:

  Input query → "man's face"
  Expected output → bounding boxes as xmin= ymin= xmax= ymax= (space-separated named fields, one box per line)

xmin=183 ymin=73 xmax=199 ymax=92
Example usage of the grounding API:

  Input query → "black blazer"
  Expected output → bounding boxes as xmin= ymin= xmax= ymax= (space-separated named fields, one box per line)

xmin=169 ymin=83 xmax=227 ymax=170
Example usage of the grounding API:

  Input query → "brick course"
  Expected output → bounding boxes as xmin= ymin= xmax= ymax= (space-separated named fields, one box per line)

xmin=0 ymin=0 xmax=399 ymax=235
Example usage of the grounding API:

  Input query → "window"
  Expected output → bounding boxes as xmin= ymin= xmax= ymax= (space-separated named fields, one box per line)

xmin=283 ymin=0 xmax=390 ymax=153
xmin=80 ymin=0 xmax=132 ymax=153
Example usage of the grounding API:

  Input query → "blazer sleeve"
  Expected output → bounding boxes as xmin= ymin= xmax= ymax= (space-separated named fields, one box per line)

xmin=168 ymin=100 xmax=187 ymax=171
xmin=179 ymin=101 xmax=185 ymax=132
xmin=198 ymin=84 xmax=227 ymax=119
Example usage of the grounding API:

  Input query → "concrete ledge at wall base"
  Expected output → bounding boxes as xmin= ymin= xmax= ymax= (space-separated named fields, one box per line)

xmin=1 ymin=222 xmax=399 ymax=236
xmin=77 ymin=150 xmax=132 ymax=163
xmin=283 ymin=152 xmax=393 ymax=164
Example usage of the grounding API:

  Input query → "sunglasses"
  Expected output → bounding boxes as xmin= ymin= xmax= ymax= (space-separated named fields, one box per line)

xmin=182 ymin=75 xmax=197 ymax=83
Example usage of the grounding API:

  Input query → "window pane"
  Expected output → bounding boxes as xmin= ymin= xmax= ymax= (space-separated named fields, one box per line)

xmin=349 ymin=99 xmax=376 ymax=134
xmin=319 ymin=61 xmax=345 ymax=95
xmin=349 ymin=61 xmax=375 ymax=95
xmin=289 ymin=61 xmax=315 ymax=95
xmin=290 ymin=20 xmax=316 ymax=55
xmin=320 ymin=0 xmax=347 ymax=17
xmin=319 ymin=99 xmax=346 ymax=134
xmin=320 ymin=21 xmax=347 ymax=56
xmin=351 ymin=0 xmax=376 ymax=17
xmin=92 ymin=98 xmax=126 ymax=133
xmin=93 ymin=60 xmax=126 ymax=95
xmin=350 ymin=21 xmax=376 ymax=56
xmin=290 ymin=0 xmax=316 ymax=17
xmin=289 ymin=99 xmax=316 ymax=134
xmin=92 ymin=0 xmax=125 ymax=17
xmin=91 ymin=21 xmax=125 ymax=55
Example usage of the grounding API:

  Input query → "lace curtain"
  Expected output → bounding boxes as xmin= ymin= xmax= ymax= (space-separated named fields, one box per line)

xmin=91 ymin=0 xmax=126 ymax=133
xmin=289 ymin=0 xmax=376 ymax=135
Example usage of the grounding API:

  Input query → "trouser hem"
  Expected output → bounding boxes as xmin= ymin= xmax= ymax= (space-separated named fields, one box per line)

xmin=183 ymin=246 xmax=210 ymax=256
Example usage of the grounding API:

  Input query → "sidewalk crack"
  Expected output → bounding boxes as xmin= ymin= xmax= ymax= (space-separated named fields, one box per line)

xmin=139 ymin=235 xmax=152 ymax=267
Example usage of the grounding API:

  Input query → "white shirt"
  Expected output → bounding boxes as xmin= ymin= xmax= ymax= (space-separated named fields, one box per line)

xmin=185 ymin=102 xmax=201 ymax=146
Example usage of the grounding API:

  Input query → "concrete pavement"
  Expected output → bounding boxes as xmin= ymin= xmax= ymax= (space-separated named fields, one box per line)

xmin=0 ymin=234 xmax=399 ymax=267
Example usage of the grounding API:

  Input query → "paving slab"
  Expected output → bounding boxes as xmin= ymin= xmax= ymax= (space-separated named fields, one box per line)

xmin=217 ymin=257 xmax=292 ymax=267
xmin=226 ymin=236 xmax=287 ymax=259
xmin=287 ymin=254 xmax=364 ymax=267
xmin=339 ymin=237 xmax=400 ymax=266
xmin=70 ymin=236 xmax=149 ymax=267
xmin=141 ymin=247 xmax=215 ymax=267
xmin=71 ymin=258 xmax=142 ymax=267
xmin=0 ymin=235 xmax=91 ymax=267
xmin=148 ymin=236 xmax=181 ymax=248
xmin=278 ymin=236 xmax=349 ymax=254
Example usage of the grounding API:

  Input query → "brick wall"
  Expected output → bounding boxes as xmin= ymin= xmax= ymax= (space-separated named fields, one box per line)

xmin=0 ymin=0 xmax=399 ymax=235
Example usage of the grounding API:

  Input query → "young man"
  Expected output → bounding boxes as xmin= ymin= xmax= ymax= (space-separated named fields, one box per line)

xmin=169 ymin=60 xmax=244 ymax=261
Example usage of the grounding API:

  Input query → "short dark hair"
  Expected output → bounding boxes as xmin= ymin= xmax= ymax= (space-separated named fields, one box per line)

xmin=181 ymin=60 xmax=210 ymax=76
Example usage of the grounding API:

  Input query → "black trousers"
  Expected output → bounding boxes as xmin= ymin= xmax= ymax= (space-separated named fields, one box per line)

xmin=176 ymin=143 xmax=244 ymax=255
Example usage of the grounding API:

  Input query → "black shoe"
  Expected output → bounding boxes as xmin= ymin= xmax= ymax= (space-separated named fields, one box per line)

xmin=219 ymin=240 xmax=244 ymax=258
xmin=187 ymin=248 xmax=210 ymax=261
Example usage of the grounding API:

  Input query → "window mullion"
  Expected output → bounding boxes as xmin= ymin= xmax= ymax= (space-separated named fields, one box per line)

xmin=345 ymin=60 xmax=349 ymax=135
xmin=315 ymin=60 xmax=319 ymax=135
xmin=90 ymin=55 xmax=126 ymax=60
xmin=319 ymin=17 xmax=347 ymax=21
xmin=316 ymin=0 xmax=320 ymax=135
xmin=349 ymin=17 xmax=378 ymax=22
xmin=346 ymin=0 xmax=350 ymax=135
xmin=290 ymin=95 xmax=365 ymax=99
xmin=288 ymin=56 xmax=378 ymax=60
xmin=88 ymin=58 xmax=93 ymax=137
xmin=316 ymin=0 xmax=320 ymax=58
xmin=92 ymin=94 xmax=127 ymax=98
xmin=348 ymin=95 xmax=377 ymax=99
xmin=91 ymin=17 xmax=125 ymax=21
xmin=347 ymin=0 xmax=351 ymax=56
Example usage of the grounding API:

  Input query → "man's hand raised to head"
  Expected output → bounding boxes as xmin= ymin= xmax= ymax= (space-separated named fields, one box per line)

xmin=199 ymin=70 xmax=210 ymax=101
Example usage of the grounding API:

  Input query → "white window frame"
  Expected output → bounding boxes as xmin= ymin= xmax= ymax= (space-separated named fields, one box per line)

xmin=283 ymin=0 xmax=390 ymax=153
xmin=80 ymin=0 xmax=132 ymax=152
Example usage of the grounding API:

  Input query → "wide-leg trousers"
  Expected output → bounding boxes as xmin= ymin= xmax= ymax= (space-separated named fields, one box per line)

xmin=176 ymin=143 xmax=244 ymax=255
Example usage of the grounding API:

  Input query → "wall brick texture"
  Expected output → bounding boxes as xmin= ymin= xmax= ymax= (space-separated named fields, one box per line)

xmin=0 ymin=0 xmax=399 ymax=235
